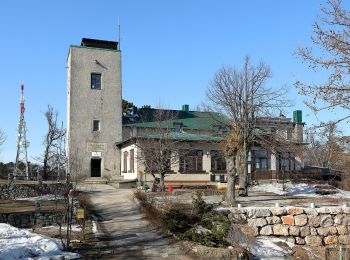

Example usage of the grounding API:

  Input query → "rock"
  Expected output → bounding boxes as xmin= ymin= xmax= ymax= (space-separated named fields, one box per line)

xmin=273 ymin=224 xmax=289 ymax=236
xmin=266 ymin=216 xmax=281 ymax=224
xmin=305 ymin=236 xmax=322 ymax=246
xmin=310 ymin=227 xmax=318 ymax=236
xmin=289 ymin=226 xmax=300 ymax=236
xmin=309 ymin=216 xmax=322 ymax=228
xmin=260 ymin=225 xmax=273 ymax=236
xmin=337 ymin=225 xmax=348 ymax=235
xmin=317 ymin=226 xmax=337 ymax=236
xmin=271 ymin=208 xmax=287 ymax=216
xmin=304 ymin=208 xmax=318 ymax=216
xmin=287 ymin=207 xmax=304 ymax=215
xmin=248 ymin=218 xmax=267 ymax=228
xmin=338 ymin=235 xmax=350 ymax=245
xmin=245 ymin=208 xmax=271 ymax=218
xmin=320 ymin=215 xmax=334 ymax=227
xmin=281 ymin=215 xmax=294 ymax=225
xmin=294 ymin=214 xmax=308 ymax=226
xmin=334 ymin=214 xmax=344 ymax=225
xmin=295 ymin=237 xmax=305 ymax=245
xmin=229 ymin=213 xmax=247 ymax=223
xmin=324 ymin=235 xmax=338 ymax=245
xmin=342 ymin=216 xmax=350 ymax=225
xmin=300 ymin=226 xmax=310 ymax=237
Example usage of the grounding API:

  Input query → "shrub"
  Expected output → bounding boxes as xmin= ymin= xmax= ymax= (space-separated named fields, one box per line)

xmin=192 ymin=191 xmax=213 ymax=215
xmin=160 ymin=208 xmax=190 ymax=234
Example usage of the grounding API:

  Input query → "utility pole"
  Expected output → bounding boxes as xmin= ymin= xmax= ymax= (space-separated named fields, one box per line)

xmin=13 ymin=84 xmax=29 ymax=180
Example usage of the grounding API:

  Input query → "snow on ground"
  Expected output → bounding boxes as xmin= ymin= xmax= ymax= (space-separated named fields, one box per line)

xmin=251 ymin=237 xmax=291 ymax=260
xmin=41 ymin=224 xmax=82 ymax=232
xmin=0 ymin=223 xmax=80 ymax=260
xmin=16 ymin=194 xmax=64 ymax=201
xmin=249 ymin=183 xmax=350 ymax=199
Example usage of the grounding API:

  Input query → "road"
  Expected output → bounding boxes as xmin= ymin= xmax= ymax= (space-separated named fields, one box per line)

xmin=79 ymin=184 xmax=192 ymax=259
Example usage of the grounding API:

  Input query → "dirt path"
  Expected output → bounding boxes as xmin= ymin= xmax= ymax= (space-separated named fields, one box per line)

xmin=78 ymin=184 xmax=192 ymax=259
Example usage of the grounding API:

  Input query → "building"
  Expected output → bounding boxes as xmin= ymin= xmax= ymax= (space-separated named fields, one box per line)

xmin=118 ymin=106 xmax=306 ymax=185
xmin=67 ymin=38 xmax=122 ymax=180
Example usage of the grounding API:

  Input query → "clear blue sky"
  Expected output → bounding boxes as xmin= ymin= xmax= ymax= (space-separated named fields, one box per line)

xmin=0 ymin=0 xmax=347 ymax=162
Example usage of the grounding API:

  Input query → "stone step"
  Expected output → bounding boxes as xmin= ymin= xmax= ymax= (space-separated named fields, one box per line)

xmin=83 ymin=178 xmax=109 ymax=184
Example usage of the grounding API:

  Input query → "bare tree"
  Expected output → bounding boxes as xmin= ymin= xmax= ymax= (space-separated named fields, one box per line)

xmin=207 ymin=56 xmax=291 ymax=200
xmin=40 ymin=105 xmax=66 ymax=180
xmin=296 ymin=0 xmax=350 ymax=124
xmin=305 ymin=122 xmax=350 ymax=172
xmin=135 ymin=109 xmax=185 ymax=191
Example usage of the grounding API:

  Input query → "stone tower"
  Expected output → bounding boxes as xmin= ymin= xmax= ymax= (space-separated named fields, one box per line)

xmin=67 ymin=38 xmax=122 ymax=180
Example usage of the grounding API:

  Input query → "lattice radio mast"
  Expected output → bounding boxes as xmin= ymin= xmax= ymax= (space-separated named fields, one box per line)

xmin=13 ymin=84 xmax=29 ymax=180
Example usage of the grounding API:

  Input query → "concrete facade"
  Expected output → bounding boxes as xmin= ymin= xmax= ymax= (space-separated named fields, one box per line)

xmin=67 ymin=42 xmax=122 ymax=180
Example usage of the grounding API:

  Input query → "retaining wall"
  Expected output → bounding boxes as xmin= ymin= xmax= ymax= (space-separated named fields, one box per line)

xmin=229 ymin=206 xmax=350 ymax=246
xmin=0 ymin=211 xmax=66 ymax=228
xmin=0 ymin=183 xmax=68 ymax=200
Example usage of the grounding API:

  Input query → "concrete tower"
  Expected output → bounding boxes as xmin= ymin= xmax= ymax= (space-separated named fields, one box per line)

xmin=67 ymin=38 xmax=122 ymax=180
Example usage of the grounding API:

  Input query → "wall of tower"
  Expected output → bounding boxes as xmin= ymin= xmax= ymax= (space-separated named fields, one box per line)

xmin=67 ymin=45 xmax=122 ymax=180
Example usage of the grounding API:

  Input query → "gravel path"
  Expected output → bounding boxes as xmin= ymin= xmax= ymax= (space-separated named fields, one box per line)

xmin=79 ymin=184 xmax=192 ymax=259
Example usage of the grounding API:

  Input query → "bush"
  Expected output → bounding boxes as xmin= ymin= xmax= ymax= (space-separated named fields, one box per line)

xmin=160 ymin=208 xmax=190 ymax=234
xmin=192 ymin=191 xmax=213 ymax=215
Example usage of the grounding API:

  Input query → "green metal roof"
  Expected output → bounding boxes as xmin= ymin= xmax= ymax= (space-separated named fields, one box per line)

xmin=123 ymin=111 xmax=228 ymax=131
xmin=137 ymin=131 xmax=224 ymax=142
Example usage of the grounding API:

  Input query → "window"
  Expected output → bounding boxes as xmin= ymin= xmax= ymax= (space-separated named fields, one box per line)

xmin=211 ymin=150 xmax=226 ymax=171
xmin=123 ymin=151 xmax=128 ymax=173
xmin=174 ymin=123 xmax=183 ymax=132
xmin=91 ymin=73 xmax=101 ymax=89
xmin=130 ymin=149 xmax=134 ymax=172
xmin=92 ymin=120 xmax=100 ymax=131
xmin=180 ymin=150 xmax=203 ymax=172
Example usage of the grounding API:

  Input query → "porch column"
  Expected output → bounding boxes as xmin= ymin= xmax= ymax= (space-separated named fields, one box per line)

xmin=202 ymin=149 xmax=211 ymax=173
xmin=171 ymin=151 xmax=180 ymax=174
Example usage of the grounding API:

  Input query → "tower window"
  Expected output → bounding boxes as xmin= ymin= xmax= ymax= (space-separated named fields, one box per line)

xmin=91 ymin=73 xmax=101 ymax=89
xmin=92 ymin=120 xmax=100 ymax=131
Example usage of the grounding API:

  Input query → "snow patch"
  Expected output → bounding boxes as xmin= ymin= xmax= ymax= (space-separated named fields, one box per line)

xmin=16 ymin=194 xmax=64 ymax=201
xmin=250 ymin=183 xmax=350 ymax=199
xmin=251 ymin=237 xmax=290 ymax=259
xmin=0 ymin=223 xmax=80 ymax=259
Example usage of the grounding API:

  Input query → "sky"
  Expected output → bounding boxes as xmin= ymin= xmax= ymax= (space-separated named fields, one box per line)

xmin=0 ymin=0 xmax=348 ymax=163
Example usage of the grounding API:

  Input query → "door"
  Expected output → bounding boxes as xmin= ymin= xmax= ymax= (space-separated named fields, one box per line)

xmin=91 ymin=158 xmax=102 ymax=177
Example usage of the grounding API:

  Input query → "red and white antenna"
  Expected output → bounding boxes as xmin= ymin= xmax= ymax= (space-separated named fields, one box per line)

xmin=12 ymin=84 xmax=29 ymax=181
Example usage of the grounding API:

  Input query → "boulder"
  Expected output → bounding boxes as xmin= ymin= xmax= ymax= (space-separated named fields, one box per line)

xmin=334 ymin=214 xmax=344 ymax=225
xmin=336 ymin=225 xmax=348 ymax=235
xmin=289 ymin=226 xmax=300 ymax=236
xmin=248 ymin=218 xmax=267 ymax=228
xmin=305 ymin=236 xmax=322 ymax=246
xmin=300 ymin=226 xmax=310 ymax=237
xmin=266 ymin=216 xmax=281 ymax=224
xmin=317 ymin=226 xmax=337 ymax=236
xmin=295 ymin=237 xmax=305 ymax=245
xmin=287 ymin=207 xmax=304 ymax=215
xmin=245 ymin=208 xmax=271 ymax=218
xmin=320 ymin=215 xmax=334 ymax=227
xmin=260 ymin=225 xmax=273 ymax=236
xmin=324 ymin=235 xmax=338 ymax=245
xmin=281 ymin=215 xmax=294 ymax=225
xmin=273 ymin=224 xmax=289 ymax=236
xmin=294 ymin=214 xmax=308 ymax=226
xmin=338 ymin=235 xmax=350 ymax=245
xmin=271 ymin=208 xmax=287 ymax=216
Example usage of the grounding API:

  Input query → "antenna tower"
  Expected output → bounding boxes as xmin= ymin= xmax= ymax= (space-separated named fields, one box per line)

xmin=13 ymin=84 xmax=29 ymax=180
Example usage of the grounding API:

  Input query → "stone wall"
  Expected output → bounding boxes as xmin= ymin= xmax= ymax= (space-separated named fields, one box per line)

xmin=0 ymin=183 xmax=68 ymax=200
xmin=0 ymin=211 xmax=66 ymax=228
xmin=229 ymin=206 xmax=350 ymax=246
